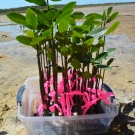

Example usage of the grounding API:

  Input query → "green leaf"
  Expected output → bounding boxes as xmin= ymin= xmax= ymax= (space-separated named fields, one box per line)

xmin=58 ymin=19 xmax=69 ymax=33
xmin=60 ymin=46 xmax=68 ymax=56
xmin=87 ymin=27 xmax=107 ymax=38
xmin=95 ymin=64 xmax=112 ymax=70
xmin=94 ymin=52 xmax=108 ymax=63
xmin=72 ymin=53 xmax=84 ymax=63
xmin=47 ymin=52 xmax=53 ymax=61
xmin=84 ymin=38 xmax=94 ymax=46
xmin=53 ymin=10 xmax=61 ymax=19
xmin=26 ymin=30 xmax=35 ymax=38
xmin=91 ymin=44 xmax=100 ymax=53
xmin=49 ymin=5 xmax=54 ymax=9
xmin=107 ymin=48 xmax=116 ymax=52
xmin=23 ymin=30 xmax=29 ymax=33
xmin=86 ymin=13 xmax=102 ymax=19
xmin=83 ymin=16 xmax=95 ymax=26
xmin=65 ymin=16 xmax=76 ymax=25
xmin=95 ymin=74 xmax=103 ymax=79
xmin=26 ymin=8 xmax=38 ymax=29
xmin=26 ymin=0 xmax=46 ymax=6
xmin=72 ymin=37 xmax=80 ymax=44
xmin=102 ymin=10 xmax=106 ymax=21
xmin=30 ymin=36 xmax=45 ymax=45
xmin=45 ymin=10 xmax=57 ymax=20
xmin=106 ymin=12 xmax=119 ymax=23
xmin=60 ymin=46 xmax=68 ymax=52
xmin=32 ymin=8 xmax=50 ymax=26
xmin=62 ymin=1 xmax=76 ymax=12
xmin=107 ymin=58 xmax=115 ymax=66
xmin=106 ymin=48 xmax=116 ymax=57
xmin=106 ymin=21 xmax=120 ymax=35
xmin=72 ymin=30 xmax=83 ymax=38
xmin=77 ymin=71 xmax=83 ymax=76
xmin=83 ymin=71 xmax=92 ymax=78
xmin=92 ymin=21 xmax=102 ymax=26
xmin=71 ymin=25 xmax=89 ymax=33
xmin=72 ymin=53 xmax=93 ymax=64
xmin=107 ymin=7 xmax=113 ymax=17
xmin=68 ymin=56 xmax=72 ymax=63
xmin=55 ymin=9 xmax=73 ymax=25
xmin=42 ymin=29 xmax=52 ymax=36
xmin=98 ymin=38 xmax=104 ymax=47
xmin=71 ymin=58 xmax=81 ymax=69
xmin=72 ymin=11 xmax=84 ymax=19
xmin=46 ymin=46 xmax=53 ymax=54
xmin=7 ymin=13 xmax=27 ymax=25
xmin=16 ymin=35 xmax=32 ymax=46
xmin=54 ymin=66 xmax=64 ymax=73
xmin=55 ymin=34 xmax=64 ymax=42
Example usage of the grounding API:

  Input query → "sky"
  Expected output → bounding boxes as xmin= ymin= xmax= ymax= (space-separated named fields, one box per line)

xmin=0 ymin=0 xmax=135 ymax=9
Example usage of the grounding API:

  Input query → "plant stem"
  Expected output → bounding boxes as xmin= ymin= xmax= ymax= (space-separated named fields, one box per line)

xmin=37 ymin=51 xmax=48 ymax=116
xmin=64 ymin=56 xmax=68 ymax=92
xmin=47 ymin=0 xmax=49 ymax=10
xmin=43 ymin=44 xmax=46 ymax=72
xmin=95 ymin=77 xmax=101 ymax=114
xmin=72 ymin=69 xmax=77 ymax=112
xmin=72 ymin=69 xmax=76 ymax=89
xmin=102 ymin=70 xmax=105 ymax=86
xmin=51 ymin=31 xmax=59 ymax=116
xmin=61 ymin=55 xmax=64 ymax=67
xmin=52 ymin=42 xmax=58 ymax=116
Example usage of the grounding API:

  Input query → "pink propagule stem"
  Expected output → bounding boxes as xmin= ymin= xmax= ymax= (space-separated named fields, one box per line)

xmin=37 ymin=70 xmax=114 ymax=117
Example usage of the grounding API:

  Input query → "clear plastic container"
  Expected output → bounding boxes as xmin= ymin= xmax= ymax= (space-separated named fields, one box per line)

xmin=21 ymin=77 xmax=40 ymax=116
xmin=17 ymin=77 xmax=118 ymax=135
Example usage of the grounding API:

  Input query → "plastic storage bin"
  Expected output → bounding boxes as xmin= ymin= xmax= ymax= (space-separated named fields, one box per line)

xmin=17 ymin=77 xmax=118 ymax=135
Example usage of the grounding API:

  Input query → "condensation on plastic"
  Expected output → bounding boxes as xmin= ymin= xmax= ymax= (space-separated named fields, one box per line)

xmin=18 ymin=77 xmax=118 ymax=135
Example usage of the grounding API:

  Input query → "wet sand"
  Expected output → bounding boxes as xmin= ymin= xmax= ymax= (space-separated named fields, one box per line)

xmin=0 ymin=4 xmax=135 ymax=135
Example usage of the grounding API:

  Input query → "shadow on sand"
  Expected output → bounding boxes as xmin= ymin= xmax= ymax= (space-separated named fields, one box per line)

xmin=106 ymin=102 xmax=135 ymax=135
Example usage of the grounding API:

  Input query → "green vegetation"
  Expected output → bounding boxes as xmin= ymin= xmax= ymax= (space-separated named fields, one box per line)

xmin=7 ymin=0 xmax=120 ymax=116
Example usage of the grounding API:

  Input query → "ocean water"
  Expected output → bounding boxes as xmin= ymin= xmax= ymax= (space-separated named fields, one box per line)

xmin=0 ymin=23 xmax=24 ymax=37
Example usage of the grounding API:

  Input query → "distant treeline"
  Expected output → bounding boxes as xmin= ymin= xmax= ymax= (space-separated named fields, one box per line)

xmin=0 ymin=2 xmax=135 ymax=15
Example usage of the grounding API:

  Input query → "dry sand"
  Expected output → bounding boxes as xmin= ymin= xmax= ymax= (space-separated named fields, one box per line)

xmin=0 ymin=4 xmax=135 ymax=135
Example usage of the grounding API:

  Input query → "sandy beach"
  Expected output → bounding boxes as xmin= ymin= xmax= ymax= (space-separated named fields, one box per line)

xmin=0 ymin=4 xmax=135 ymax=135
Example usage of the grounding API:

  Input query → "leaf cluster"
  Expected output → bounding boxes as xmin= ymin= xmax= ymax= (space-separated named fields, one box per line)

xmin=6 ymin=0 xmax=120 ymax=116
